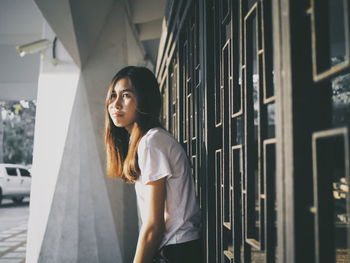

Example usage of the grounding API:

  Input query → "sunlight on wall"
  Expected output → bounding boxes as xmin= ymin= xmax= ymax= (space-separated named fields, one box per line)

xmin=27 ymin=71 xmax=79 ymax=263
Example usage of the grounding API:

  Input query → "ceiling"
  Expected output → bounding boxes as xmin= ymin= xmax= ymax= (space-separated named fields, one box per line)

xmin=0 ymin=0 xmax=165 ymax=100
xmin=0 ymin=0 xmax=43 ymax=100
xmin=33 ymin=0 xmax=166 ymax=68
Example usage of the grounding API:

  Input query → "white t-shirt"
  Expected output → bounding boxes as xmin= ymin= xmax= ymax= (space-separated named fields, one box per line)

xmin=135 ymin=127 xmax=201 ymax=250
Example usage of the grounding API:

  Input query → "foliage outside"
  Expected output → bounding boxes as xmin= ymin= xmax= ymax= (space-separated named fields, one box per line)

xmin=0 ymin=100 xmax=36 ymax=165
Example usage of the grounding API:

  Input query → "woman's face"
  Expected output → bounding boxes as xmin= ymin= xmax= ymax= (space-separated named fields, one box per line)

xmin=108 ymin=78 xmax=138 ymax=133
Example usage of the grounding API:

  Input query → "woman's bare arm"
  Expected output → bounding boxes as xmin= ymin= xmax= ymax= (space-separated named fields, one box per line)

xmin=133 ymin=177 xmax=166 ymax=263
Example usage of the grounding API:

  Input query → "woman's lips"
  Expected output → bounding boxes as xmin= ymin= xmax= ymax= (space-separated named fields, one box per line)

xmin=113 ymin=112 xmax=123 ymax=117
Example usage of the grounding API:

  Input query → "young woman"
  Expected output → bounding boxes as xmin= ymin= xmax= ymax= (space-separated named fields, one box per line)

xmin=104 ymin=66 xmax=202 ymax=263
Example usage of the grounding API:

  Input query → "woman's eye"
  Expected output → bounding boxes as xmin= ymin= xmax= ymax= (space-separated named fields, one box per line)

xmin=109 ymin=92 xmax=131 ymax=101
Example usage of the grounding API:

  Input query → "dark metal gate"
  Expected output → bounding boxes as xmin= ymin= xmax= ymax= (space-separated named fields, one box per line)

xmin=156 ymin=0 xmax=350 ymax=262
xmin=203 ymin=0 xmax=277 ymax=262
xmin=273 ymin=0 xmax=350 ymax=262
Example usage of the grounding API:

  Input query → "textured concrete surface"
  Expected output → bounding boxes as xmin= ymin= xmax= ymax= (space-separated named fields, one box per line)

xmin=26 ymin=1 xmax=145 ymax=262
xmin=0 ymin=221 xmax=28 ymax=263
xmin=0 ymin=198 xmax=29 ymax=263
xmin=0 ymin=199 xmax=29 ymax=233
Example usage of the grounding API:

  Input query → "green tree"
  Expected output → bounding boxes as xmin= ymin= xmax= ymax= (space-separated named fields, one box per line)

xmin=0 ymin=100 xmax=36 ymax=165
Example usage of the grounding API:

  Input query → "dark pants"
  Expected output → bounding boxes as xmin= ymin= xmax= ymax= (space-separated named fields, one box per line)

xmin=153 ymin=239 xmax=204 ymax=263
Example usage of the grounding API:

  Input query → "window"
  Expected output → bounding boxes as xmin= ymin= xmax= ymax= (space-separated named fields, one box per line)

xmin=19 ymin=168 xmax=31 ymax=177
xmin=6 ymin=167 xmax=18 ymax=176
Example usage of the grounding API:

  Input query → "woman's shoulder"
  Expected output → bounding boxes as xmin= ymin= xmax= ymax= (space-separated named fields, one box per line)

xmin=138 ymin=127 xmax=176 ymax=151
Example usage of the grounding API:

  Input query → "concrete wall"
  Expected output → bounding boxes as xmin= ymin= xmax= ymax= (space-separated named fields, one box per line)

xmin=26 ymin=1 xmax=149 ymax=262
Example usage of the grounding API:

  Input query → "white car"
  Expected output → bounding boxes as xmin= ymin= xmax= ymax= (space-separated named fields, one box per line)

xmin=0 ymin=163 xmax=31 ymax=205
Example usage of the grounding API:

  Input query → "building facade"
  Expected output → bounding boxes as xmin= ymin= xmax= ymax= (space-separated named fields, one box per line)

xmin=156 ymin=0 xmax=350 ymax=262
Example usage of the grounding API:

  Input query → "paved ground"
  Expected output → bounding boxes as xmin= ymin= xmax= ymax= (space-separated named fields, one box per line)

xmin=0 ymin=198 xmax=29 ymax=263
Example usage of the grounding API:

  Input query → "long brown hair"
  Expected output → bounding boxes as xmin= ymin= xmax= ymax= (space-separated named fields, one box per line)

xmin=104 ymin=66 xmax=162 ymax=183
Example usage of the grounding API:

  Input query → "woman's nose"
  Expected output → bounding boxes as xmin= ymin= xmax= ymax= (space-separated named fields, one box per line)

xmin=114 ymin=96 xmax=122 ymax=109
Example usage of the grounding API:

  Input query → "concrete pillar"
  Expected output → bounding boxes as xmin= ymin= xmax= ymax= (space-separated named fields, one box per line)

xmin=26 ymin=1 xmax=147 ymax=262
xmin=0 ymin=111 xmax=3 ymax=163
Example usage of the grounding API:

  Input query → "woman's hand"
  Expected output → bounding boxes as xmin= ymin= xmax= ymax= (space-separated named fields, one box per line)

xmin=133 ymin=177 xmax=167 ymax=263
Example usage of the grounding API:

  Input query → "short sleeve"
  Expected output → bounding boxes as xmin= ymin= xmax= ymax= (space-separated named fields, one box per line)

xmin=138 ymin=146 xmax=172 ymax=185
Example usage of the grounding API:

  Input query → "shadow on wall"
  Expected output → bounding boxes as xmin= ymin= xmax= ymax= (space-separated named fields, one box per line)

xmin=123 ymin=183 xmax=139 ymax=262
